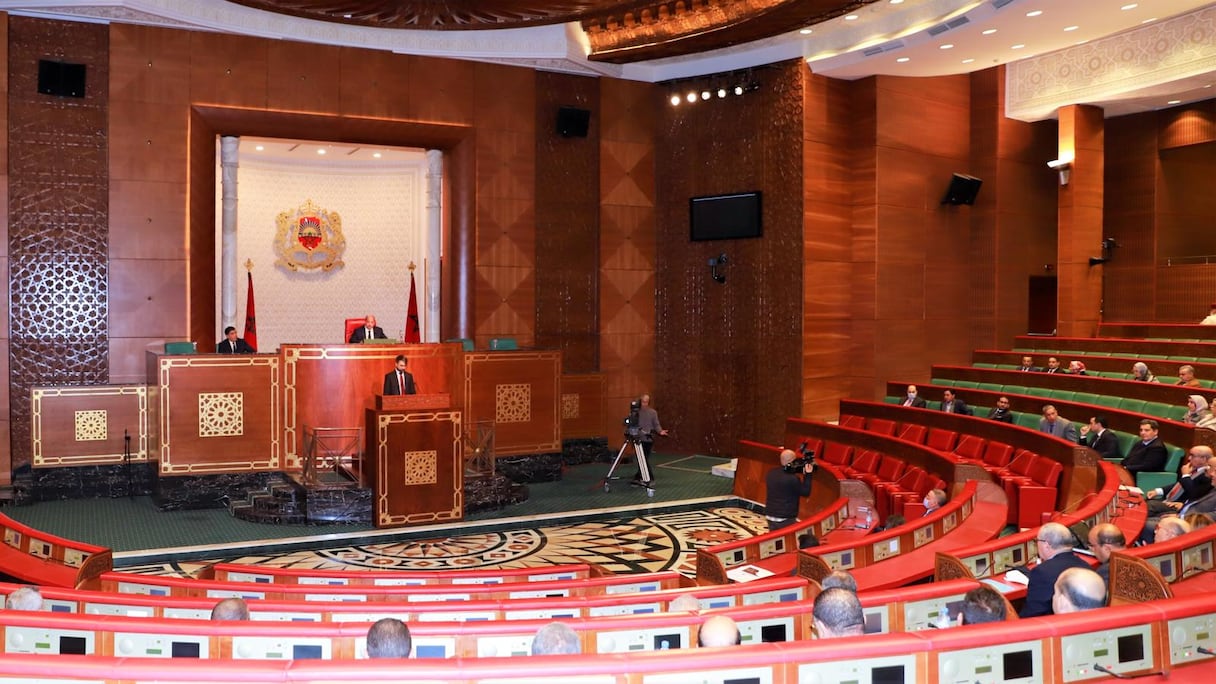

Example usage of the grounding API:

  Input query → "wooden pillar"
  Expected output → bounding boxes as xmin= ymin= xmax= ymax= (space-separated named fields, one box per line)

xmin=1056 ymin=105 xmax=1105 ymax=337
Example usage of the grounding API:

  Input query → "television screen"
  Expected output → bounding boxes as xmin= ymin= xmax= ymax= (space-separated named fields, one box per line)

xmin=690 ymin=192 xmax=761 ymax=241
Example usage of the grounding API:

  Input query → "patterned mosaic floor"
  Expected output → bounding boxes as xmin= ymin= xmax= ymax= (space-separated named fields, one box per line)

xmin=127 ymin=506 xmax=768 ymax=579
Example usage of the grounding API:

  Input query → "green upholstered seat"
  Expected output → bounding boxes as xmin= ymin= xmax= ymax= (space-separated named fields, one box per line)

xmin=1117 ymin=398 xmax=1147 ymax=414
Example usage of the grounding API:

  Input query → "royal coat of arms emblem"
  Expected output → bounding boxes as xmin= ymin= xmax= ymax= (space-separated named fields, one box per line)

xmin=273 ymin=199 xmax=346 ymax=271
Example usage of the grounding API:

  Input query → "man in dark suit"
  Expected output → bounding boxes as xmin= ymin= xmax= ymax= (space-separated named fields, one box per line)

xmin=1121 ymin=418 xmax=1168 ymax=476
xmin=216 ymin=326 xmax=254 ymax=354
xmin=939 ymin=389 xmax=971 ymax=415
xmin=1017 ymin=355 xmax=1042 ymax=372
xmin=1020 ymin=522 xmax=1090 ymax=617
xmin=349 ymin=314 xmax=387 ymax=343
xmin=383 ymin=355 xmax=417 ymax=395
xmin=900 ymin=385 xmax=927 ymax=408
xmin=987 ymin=396 xmax=1014 ymax=423
xmin=1079 ymin=415 xmax=1120 ymax=460
xmin=1044 ymin=357 xmax=1064 ymax=374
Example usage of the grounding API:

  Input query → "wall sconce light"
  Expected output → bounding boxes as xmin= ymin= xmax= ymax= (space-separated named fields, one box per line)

xmin=708 ymin=253 xmax=728 ymax=283
xmin=1047 ymin=158 xmax=1072 ymax=186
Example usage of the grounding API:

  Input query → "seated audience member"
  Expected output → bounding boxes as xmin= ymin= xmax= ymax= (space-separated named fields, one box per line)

xmin=1017 ymin=355 xmax=1041 ymax=372
xmin=1039 ymin=405 xmax=1079 ymax=441
xmin=798 ymin=532 xmax=821 ymax=549
xmin=1203 ymin=303 xmax=1216 ymax=325
xmin=1068 ymin=360 xmax=1087 ymax=375
xmin=1179 ymin=454 xmax=1216 ymax=517
xmin=366 ymin=617 xmax=412 ymax=658
xmin=1079 ymin=415 xmax=1120 ymax=460
xmin=1052 ymin=568 xmax=1107 ymax=614
xmin=215 ymin=326 xmax=253 ymax=354
xmin=1086 ymin=523 xmax=1126 ymax=586
xmin=986 ymin=396 xmax=1014 ymax=423
xmin=900 ymin=384 xmax=927 ymax=408
xmin=1183 ymin=395 xmax=1216 ymax=430
xmin=4 ymin=586 xmax=43 ymax=611
xmin=922 ymin=488 xmax=948 ymax=516
xmin=210 ymin=597 xmax=249 ymax=621
xmin=1154 ymin=517 xmax=1191 ymax=543
xmin=1020 ymin=522 xmax=1089 ymax=618
xmin=531 ymin=621 xmax=581 ymax=655
xmin=960 ymin=586 xmax=1007 ymax=625
xmin=1122 ymin=419 xmax=1168 ymax=476
xmin=1044 ymin=357 xmax=1064 ymax=374
xmin=812 ymin=588 xmax=865 ymax=639
xmin=1146 ymin=445 xmax=1213 ymax=509
xmin=1185 ymin=513 xmax=1214 ymax=529
xmin=1177 ymin=364 xmax=1203 ymax=388
xmin=697 ymin=615 xmax=742 ymax=648
xmin=820 ymin=570 xmax=858 ymax=594
xmin=939 ymin=389 xmax=971 ymax=415
xmin=1131 ymin=362 xmax=1159 ymax=383
xmin=669 ymin=593 xmax=701 ymax=613
xmin=877 ymin=513 xmax=906 ymax=532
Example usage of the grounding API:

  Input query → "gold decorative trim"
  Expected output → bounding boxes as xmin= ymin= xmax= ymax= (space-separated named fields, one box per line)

xmin=31 ymin=385 xmax=149 ymax=468
xmin=403 ymin=450 xmax=438 ymax=486
xmin=561 ymin=393 xmax=580 ymax=419
xmin=495 ymin=383 xmax=532 ymax=423
xmin=198 ymin=392 xmax=244 ymax=438
xmin=74 ymin=410 xmax=107 ymax=442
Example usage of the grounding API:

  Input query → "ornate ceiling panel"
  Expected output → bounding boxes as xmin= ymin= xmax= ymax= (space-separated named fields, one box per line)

xmin=226 ymin=0 xmax=659 ymax=29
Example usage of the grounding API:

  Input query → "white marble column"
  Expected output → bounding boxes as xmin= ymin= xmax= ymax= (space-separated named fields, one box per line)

xmin=220 ymin=136 xmax=240 ymax=332
xmin=425 ymin=149 xmax=444 ymax=343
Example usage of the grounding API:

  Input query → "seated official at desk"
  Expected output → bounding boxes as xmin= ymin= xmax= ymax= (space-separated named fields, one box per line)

xmin=216 ymin=326 xmax=254 ymax=354
xmin=384 ymin=355 xmax=417 ymax=395
xmin=350 ymin=314 xmax=387 ymax=343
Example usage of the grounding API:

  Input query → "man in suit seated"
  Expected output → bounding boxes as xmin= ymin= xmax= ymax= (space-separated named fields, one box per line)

xmin=1017 ymin=355 xmax=1042 ymax=372
xmin=349 ymin=314 xmax=387 ymax=343
xmin=986 ymin=396 xmax=1014 ymax=423
xmin=216 ymin=326 xmax=254 ymax=354
xmin=1122 ymin=418 xmax=1168 ymax=476
xmin=383 ymin=355 xmax=417 ymax=395
xmin=939 ymin=389 xmax=971 ymax=415
xmin=1052 ymin=568 xmax=1107 ymax=613
xmin=1044 ymin=357 xmax=1064 ymax=374
xmin=1079 ymin=415 xmax=1120 ymax=460
xmin=1019 ymin=522 xmax=1090 ymax=618
xmin=1039 ymin=405 xmax=1078 ymax=441
xmin=900 ymin=384 xmax=927 ymax=408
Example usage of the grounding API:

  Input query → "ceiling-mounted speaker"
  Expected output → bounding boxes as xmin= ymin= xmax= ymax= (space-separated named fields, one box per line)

xmin=556 ymin=106 xmax=590 ymax=138
xmin=941 ymin=173 xmax=983 ymax=206
xmin=37 ymin=59 xmax=86 ymax=98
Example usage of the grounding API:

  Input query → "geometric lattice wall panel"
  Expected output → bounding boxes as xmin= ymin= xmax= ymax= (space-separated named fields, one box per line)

xmin=151 ymin=353 xmax=280 ymax=474
xmin=369 ymin=410 xmax=462 ymax=528
xmin=559 ymin=373 xmax=604 ymax=439
xmin=7 ymin=17 xmax=111 ymax=472
xmin=464 ymin=351 xmax=560 ymax=456
xmin=30 ymin=385 xmax=147 ymax=468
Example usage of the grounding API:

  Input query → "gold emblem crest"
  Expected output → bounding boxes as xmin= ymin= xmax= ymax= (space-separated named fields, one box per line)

xmin=273 ymin=199 xmax=346 ymax=271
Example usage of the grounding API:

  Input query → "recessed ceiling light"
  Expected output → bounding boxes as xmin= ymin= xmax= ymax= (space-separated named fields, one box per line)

xmin=254 ymin=145 xmax=264 ymax=152
xmin=940 ymin=44 xmax=954 ymax=49
xmin=799 ymin=28 xmax=813 ymax=34
xmin=962 ymin=58 xmax=975 ymax=64
xmin=1121 ymin=3 xmax=1138 ymax=10
xmin=896 ymin=57 xmax=910 ymax=63
xmin=844 ymin=14 xmax=859 ymax=21
xmin=1026 ymin=10 xmax=1043 ymax=17
xmin=982 ymin=28 xmax=997 ymax=35
xmin=1011 ymin=44 xmax=1026 ymax=49
xmin=1141 ymin=17 xmax=1156 ymax=23
xmin=889 ymin=0 xmax=904 ymax=4
xmin=1205 ymin=84 xmax=1213 ymax=89
xmin=372 ymin=152 xmax=382 ymax=159
xmin=1064 ymin=25 xmax=1079 ymax=32
xmin=1168 ymin=100 xmax=1182 ymax=105
xmin=317 ymin=148 xmax=326 ymax=155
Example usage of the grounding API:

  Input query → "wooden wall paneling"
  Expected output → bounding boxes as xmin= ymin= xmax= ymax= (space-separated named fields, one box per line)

xmin=108 ymin=24 xmax=191 ymax=106
xmin=7 ymin=17 xmax=110 ymax=473
xmin=1055 ymin=105 xmax=1105 ymax=338
xmin=463 ymin=351 xmax=560 ymax=456
xmin=534 ymin=71 xmax=599 ymax=373
xmin=407 ymin=56 xmax=474 ymax=125
xmin=599 ymin=78 xmax=656 ymax=437
xmin=187 ymin=107 xmax=218 ymax=347
xmin=337 ymin=47 xmax=411 ymax=119
xmin=187 ymin=31 xmax=268 ymax=108
xmin=31 ymin=385 xmax=147 ymax=467
xmin=1158 ymin=100 xmax=1216 ymax=150
xmin=265 ymin=40 xmax=342 ymax=115
xmin=966 ymin=69 xmax=1000 ymax=351
xmin=1155 ymin=264 xmax=1216 ymax=322
xmin=1103 ymin=112 xmax=1158 ymax=322
xmin=1156 ymin=143 xmax=1216 ymax=266
xmin=559 ymin=373 xmax=604 ymax=439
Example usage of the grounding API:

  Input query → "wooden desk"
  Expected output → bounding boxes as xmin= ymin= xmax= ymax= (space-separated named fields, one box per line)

xmin=365 ymin=403 xmax=463 ymax=528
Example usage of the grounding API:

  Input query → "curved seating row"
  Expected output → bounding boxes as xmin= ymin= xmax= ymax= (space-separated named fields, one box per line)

xmin=203 ymin=562 xmax=596 ymax=585
xmin=0 ymin=512 xmax=112 ymax=588
xmin=0 ymin=591 xmax=1210 ymax=681
xmin=1013 ymin=334 xmax=1216 ymax=363
xmin=1109 ymin=524 xmax=1216 ymax=604
xmin=971 ymin=349 xmax=1216 ymax=392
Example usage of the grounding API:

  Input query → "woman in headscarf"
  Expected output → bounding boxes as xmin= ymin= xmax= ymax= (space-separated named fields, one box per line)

xmin=1183 ymin=395 xmax=1216 ymax=430
xmin=1132 ymin=362 xmax=1159 ymax=383
xmin=1068 ymin=360 xmax=1087 ymax=375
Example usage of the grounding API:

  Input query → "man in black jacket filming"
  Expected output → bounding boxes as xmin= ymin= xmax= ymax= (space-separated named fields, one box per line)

xmin=764 ymin=447 xmax=815 ymax=532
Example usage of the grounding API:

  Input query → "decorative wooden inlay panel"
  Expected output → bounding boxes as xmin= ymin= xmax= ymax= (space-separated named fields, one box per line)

xmin=197 ymin=392 xmax=245 ymax=438
xmin=495 ymin=383 xmax=532 ymax=423
xmin=74 ymin=411 xmax=108 ymax=442
xmin=402 ymin=450 xmax=438 ymax=486
xmin=561 ymin=393 xmax=580 ymax=419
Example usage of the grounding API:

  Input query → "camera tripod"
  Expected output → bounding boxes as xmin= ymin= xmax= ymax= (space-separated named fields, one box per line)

xmin=603 ymin=436 xmax=654 ymax=497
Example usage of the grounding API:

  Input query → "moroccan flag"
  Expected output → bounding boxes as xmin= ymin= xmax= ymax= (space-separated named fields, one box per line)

xmin=243 ymin=271 xmax=258 ymax=352
xmin=404 ymin=271 xmax=421 ymax=343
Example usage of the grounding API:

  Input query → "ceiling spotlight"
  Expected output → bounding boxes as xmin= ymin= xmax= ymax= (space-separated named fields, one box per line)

xmin=982 ymin=28 xmax=997 ymax=35
xmin=686 ymin=91 xmax=697 ymax=103
xmin=254 ymin=145 xmax=264 ymax=151
xmin=717 ymin=87 xmax=727 ymax=98
xmin=1063 ymin=25 xmax=1079 ymax=31
xmin=701 ymin=90 xmax=711 ymax=100
xmin=1121 ymin=3 xmax=1138 ymax=10
xmin=670 ymin=94 xmax=681 ymax=106
xmin=1011 ymin=44 xmax=1025 ymax=49
xmin=940 ymin=44 xmax=954 ymax=50
xmin=317 ymin=148 xmax=326 ymax=155
xmin=1168 ymin=99 xmax=1182 ymax=105
xmin=962 ymin=58 xmax=975 ymax=64
xmin=1026 ymin=10 xmax=1043 ymax=17
xmin=372 ymin=152 xmax=382 ymax=159
xmin=896 ymin=57 xmax=910 ymax=63
xmin=844 ymin=14 xmax=859 ymax=21
xmin=734 ymin=85 xmax=744 ymax=96
xmin=890 ymin=0 xmax=904 ymax=4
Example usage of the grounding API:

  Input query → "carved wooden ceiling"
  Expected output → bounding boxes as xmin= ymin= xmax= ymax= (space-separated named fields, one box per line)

xmin=227 ymin=0 xmax=874 ymax=63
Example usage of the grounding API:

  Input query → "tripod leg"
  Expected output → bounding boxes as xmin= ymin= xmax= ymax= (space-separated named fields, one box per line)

xmin=634 ymin=442 xmax=654 ymax=496
xmin=604 ymin=441 xmax=631 ymax=491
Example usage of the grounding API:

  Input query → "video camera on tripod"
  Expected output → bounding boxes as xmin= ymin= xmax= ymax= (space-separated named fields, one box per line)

xmin=623 ymin=399 xmax=645 ymax=442
xmin=784 ymin=440 xmax=816 ymax=473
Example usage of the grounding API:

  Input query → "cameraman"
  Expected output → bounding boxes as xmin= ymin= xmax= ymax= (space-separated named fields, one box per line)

xmin=632 ymin=394 xmax=668 ymax=484
xmin=765 ymin=449 xmax=814 ymax=531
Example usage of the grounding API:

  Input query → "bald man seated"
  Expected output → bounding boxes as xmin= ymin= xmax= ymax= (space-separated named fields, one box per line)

xmin=1053 ymin=567 xmax=1107 ymax=614
xmin=812 ymin=588 xmax=865 ymax=639
xmin=1087 ymin=522 xmax=1126 ymax=586
xmin=697 ymin=615 xmax=741 ymax=647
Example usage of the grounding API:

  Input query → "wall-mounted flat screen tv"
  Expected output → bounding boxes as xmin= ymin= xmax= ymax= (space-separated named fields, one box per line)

xmin=690 ymin=191 xmax=762 ymax=241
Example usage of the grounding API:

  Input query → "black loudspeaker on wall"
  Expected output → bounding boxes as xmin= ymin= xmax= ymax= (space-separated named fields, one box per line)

xmin=555 ymin=106 xmax=591 ymax=138
xmin=941 ymin=173 xmax=983 ymax=206
xmin=38 ymin=59 xmax=87 ymax=98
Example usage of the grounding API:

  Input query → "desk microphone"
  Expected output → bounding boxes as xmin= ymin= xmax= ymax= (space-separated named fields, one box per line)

xmin=1092 ymin=664 xmax=1130 ymax=679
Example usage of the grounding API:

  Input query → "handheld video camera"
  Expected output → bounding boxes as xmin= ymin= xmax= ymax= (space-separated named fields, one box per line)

xmin=623 ymin=399 xmax=643 ymax=442
xmin=784 ymin=440 xmax=816 ymax=473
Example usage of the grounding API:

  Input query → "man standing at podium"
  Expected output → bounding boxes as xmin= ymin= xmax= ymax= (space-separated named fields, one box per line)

xmin=350 ymin=314 xmax=386 ymax=343
xmin=384 ymin=355 xmax=417 ymax=395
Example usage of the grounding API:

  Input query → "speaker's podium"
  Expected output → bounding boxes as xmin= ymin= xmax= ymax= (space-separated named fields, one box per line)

xmin=364 ymin=393 xmax=462 ymax=528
